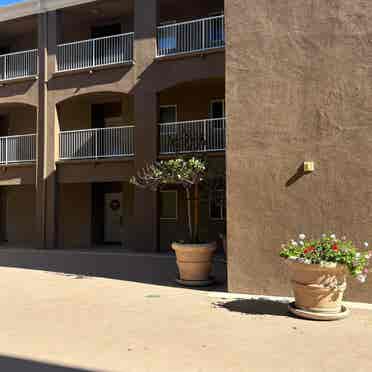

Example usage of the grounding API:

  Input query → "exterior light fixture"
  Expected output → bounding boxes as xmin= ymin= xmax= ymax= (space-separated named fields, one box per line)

xmin=303 ymin=161 xmax=315 ymax=173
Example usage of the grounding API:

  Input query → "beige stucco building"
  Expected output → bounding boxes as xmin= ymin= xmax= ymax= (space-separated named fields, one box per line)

xmin=1 ymin=0 xmax=372 ymax=303
xmin=0 ymin=0 xmax=226 ymax=253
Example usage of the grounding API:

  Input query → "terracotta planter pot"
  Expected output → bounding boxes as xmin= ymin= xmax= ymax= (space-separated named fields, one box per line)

xmin=288 ymin=261 xmax=347 ymax=313
xmin=172 ymin=242 xmax=216 ymax=281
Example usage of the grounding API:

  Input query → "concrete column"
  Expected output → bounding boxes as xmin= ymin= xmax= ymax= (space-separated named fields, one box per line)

xmin=36 ymin=11 xmax=59 ymax=249
xmin=130 ymin=0 xmax=159 ymax=252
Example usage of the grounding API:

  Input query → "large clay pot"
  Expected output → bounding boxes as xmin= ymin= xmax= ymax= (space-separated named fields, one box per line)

xmin=288 ymin=261 xmax=347 ymax=313
xmin=172 ymin=242 xmax=216 ymax=281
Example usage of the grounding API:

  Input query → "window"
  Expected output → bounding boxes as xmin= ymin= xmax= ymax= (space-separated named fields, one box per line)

xmin=91 ymin=24 xmax=122 ymax=38
xmin=210 ymin=189 xmax=226 ymax=221
xmin=158 ymin=22 xmax=177 ymax=55
xmin=160 ymin=106 xmax=178 ymax=153
xmin=210 ymin=100 xmax=225 ymax=119
xmin=160 ymin=190 xmax=178 ymax=221
xmin=160 ymin=105 xmax=177 ymax=123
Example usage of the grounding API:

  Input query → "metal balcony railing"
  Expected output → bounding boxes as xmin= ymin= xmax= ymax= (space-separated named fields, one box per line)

xmin=57 ymin=32 xmax=134 ymax=72
xmin=157 ymin=15 xmax=225 ymax=57
xmin=0 ymin=134 xmax=36 ymax=164
xmin=159 ymin=118 xmax=226 ymax=154
xmin=0 ymin=49 xmax=38 ymax=81
xmin=59 ymin=126 xmax=135 ymax=160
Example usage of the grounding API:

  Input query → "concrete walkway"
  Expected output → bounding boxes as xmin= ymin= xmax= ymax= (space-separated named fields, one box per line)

xmin=0 ymin=267 xmax=371 ymax=372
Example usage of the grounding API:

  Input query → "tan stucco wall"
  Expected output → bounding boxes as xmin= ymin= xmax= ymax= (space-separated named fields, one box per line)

xmin=159 ymin=0 xmax=224 ymax=24
xmin=5 ymin=185 xmax=36 ymax=245
xmin=226 ymin=0 xmax=372 ymax=302
xmin=8 ymin=105 xmax=37 ymax=135
xmin=159 ymin=79 xmax=225 ymax=121
xmin=60 ymin=12 xmax=133 ymax=44
xmin=58 ymin=183 xmax=91 ymax=249
xmin=57 ymin=94 xmax=134 ymax=131
xmin=57 ymin=99 xmax=90 ymax=131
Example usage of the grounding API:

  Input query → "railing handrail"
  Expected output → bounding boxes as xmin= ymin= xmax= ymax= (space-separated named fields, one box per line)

xmin=157 ymin=14 xmax=224 ymax=29
xmin=0 ymin=48 xmax=37 ymax=59
xmin=59 ymin=125 xmax=135 ymax=160
xmin=57 ymin=32 xmax=134 ymax=48
xmin=158 ymin=117 xmax=226 ymax=126
xmin=0 ymin=133 xmax=36 ymax=140
xmin=60 ymin=125 xmax=134 ymax=135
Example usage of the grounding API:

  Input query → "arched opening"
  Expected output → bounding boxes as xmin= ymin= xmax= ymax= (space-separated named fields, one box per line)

xmin=157 ymin=0 xmax=224 ymax=57
xmin=57 ymin=92 xmax=134 ymax=161
xmin=157 ymin=78 xmax=226 ymax=254
xmin=158 ymin=78 xmax=225 ymax=154
xmin=56 ymin=92 xmax=134 ymax=250
xmin=0 ymin=103 xmax=37 ymax=247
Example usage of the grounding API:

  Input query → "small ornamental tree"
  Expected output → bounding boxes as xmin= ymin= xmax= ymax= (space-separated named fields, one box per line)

xmin=131 ymin=157 xmax=206 ymax=243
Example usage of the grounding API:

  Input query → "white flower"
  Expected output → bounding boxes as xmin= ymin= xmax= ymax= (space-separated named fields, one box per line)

xmin=365 ymin=253 xmax=371 ymax=260
xmin=364 ymin=242 xmax=369 ymax=248
xmin=322 ymin=233 xmax=327 ymax=238
xmin=299 ymin=241 xmax=304 ymax=246
xmin=330 ymin=234 xmax=336 ymax=240
xmin=299 ymin=234 xmax=306 ymax=240
xmin=356 ymin=253 xmax=361 ymax=259
xmin=288 ymin=256 xmax=297 ymax=261
xmin=298 ymin=258 xmax=311 ymax=264
xmin=291 ymin=240 xmax=298 ymax=246
xmin=356 ymin=274 xmax=367 ymax=283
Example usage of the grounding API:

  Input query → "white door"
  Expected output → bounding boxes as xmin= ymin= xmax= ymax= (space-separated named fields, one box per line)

xmin=104 ymin=193 xmax=123 ymax=243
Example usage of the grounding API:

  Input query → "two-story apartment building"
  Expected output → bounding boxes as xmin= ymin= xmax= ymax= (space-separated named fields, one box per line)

xmin=1 ymin=0 xmax=372 ymax=304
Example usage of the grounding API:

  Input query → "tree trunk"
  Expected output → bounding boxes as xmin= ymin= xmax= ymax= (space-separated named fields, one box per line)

xmin=193 ymin=183 xmax=200 ymax=243
xmin=185 ymin=187 xmax=193 ymax=242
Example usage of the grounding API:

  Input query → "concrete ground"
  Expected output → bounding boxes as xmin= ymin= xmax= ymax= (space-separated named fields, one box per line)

xmin=0 ymin=265 xmax=371 ymax=372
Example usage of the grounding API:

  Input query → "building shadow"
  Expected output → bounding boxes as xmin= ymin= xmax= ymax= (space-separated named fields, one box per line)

xmin=0 ymin=248 xmax=227 ymax=292
xmin=0 ymin=355 xmax=95 ymax=372
xmin=214 ymin=298 xmax=291 ymax=317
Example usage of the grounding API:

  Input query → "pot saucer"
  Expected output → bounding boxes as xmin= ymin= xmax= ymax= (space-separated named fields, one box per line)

xmin=176 ymin=277 xmax=215 ymax=287
xmin=288 ymin=302 xmax=350 ymax=321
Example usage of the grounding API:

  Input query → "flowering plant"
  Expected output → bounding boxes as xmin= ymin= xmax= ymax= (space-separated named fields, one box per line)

xmin=280 ymin=233 xmax=371 ymax=283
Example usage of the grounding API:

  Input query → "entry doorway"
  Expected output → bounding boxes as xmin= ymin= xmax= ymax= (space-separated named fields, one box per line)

xmin=104 ymin=192 xmax=123 ymax=244
xmin=92 ymin=182 xmax=124 ymax=247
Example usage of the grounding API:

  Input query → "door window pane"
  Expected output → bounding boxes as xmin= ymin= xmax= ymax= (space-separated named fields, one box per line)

xmin=160 ymin=106 xmax=177 ymax=123
xmin=210 ymin=189 xmax=226 ymax=221
xmin=160 ymin=191 xmax=178 ymax=220
xmin=210 ymin=100 xmax=225 ymax=119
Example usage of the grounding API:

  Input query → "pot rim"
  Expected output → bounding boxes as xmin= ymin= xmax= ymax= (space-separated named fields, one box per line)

xmin=286 ymin=259 xmax=346 ymax=270
xmin=172 ymin=241 xmax=217 ymax=250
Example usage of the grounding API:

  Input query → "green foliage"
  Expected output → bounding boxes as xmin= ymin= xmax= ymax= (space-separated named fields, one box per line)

xmin=131 ymin=157 xmax=207 ymax=243
xmin=280 ymin=233 xmax=371 ymax=282
xmin=130 ymin=157 xmax=206 ymax=190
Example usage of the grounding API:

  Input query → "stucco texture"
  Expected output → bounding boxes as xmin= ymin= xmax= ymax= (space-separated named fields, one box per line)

xmin=226 ymin=0 xmax=372 ymax=302
xmin=5 ymin=185 xmax=36 ymax=245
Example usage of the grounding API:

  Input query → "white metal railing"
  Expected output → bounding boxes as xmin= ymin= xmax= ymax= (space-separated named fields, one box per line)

xmin=0 ymin=49 xmax=38 ymax=81
xmin=159 ymin=118 xmax=226 ymax=154
xmin=57 ymin=32 xmax=134 ymax=72
xmin=59 ymin=126 xmax=135 ymax=160
xmin=0 ymin=134 xmax=36 ymax=164
xmin=157 ymin=15 xmax=225 ymax=57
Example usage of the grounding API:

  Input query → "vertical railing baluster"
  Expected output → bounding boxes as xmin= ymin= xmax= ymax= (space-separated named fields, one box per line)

xmin=5 ymin=137 xmax=8 ymax=165
xmin=4 ymin=54 xmax=7 ymax=80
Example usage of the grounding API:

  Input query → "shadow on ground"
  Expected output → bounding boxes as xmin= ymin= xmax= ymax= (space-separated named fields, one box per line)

xmin=214 ymin=298 xmax=291 ymax=317
xmin=0 ymin=248 xmax=227 ymax=292
xmin=0 ymin=355 xmax=95 ymax=372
